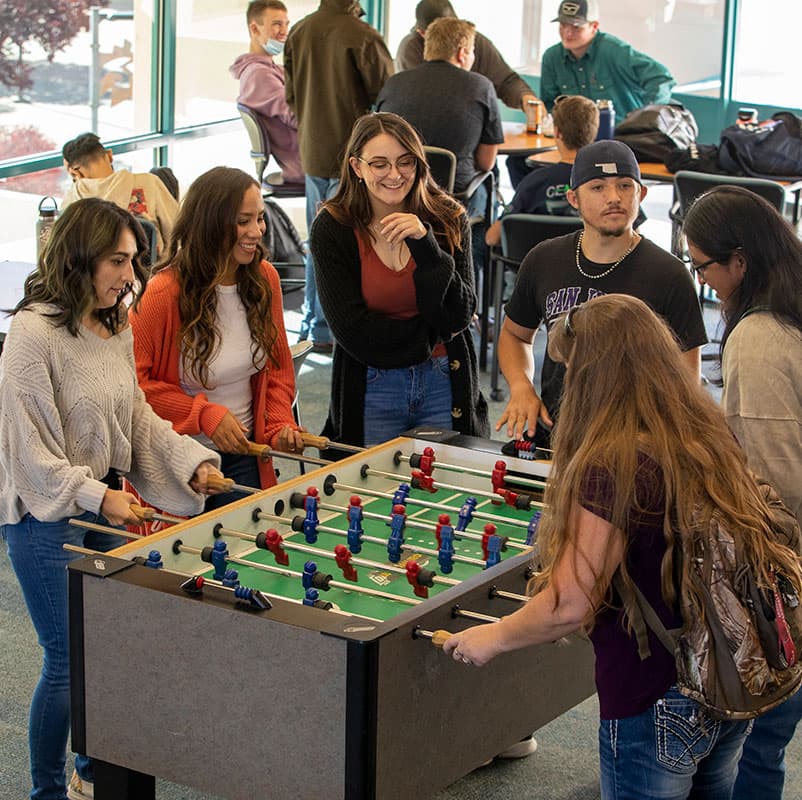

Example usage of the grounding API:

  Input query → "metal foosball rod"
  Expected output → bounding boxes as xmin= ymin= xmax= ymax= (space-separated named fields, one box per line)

xmin=174 ymin=541 xmax=423 ymax=606
xmin=68 ymin=517 xmax=147 ymax=537
xmin=246 ymin=441 xmax=331 ymax=468
xmin=395 ymin=451 xmax=547 ymax=491
xmin=363 ymin=466 xmax=543 ymax=511
xmin=62 ymin=543 xmax=273 ymax=611
xmin=214 ymin=523 xmax=461 ymax=587
xmin=324 ymin=478 xmax=532 ymax=531
xmin=254 ymin=509 xmax=487 ymax=568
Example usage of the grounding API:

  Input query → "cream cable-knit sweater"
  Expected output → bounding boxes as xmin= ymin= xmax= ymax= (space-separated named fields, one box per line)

xmin=0 ymin=305 xmax=219 ymax=524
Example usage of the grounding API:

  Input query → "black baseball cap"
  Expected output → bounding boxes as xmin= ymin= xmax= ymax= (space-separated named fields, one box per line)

xmin=570 ymin=140 xmax=642 ymax=190
xmin=552 ymin=0 xmax=600 ymax=24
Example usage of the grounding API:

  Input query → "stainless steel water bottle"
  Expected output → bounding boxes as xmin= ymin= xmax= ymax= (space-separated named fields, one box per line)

xmin=36 ymin=196 xmax=58 ymax=258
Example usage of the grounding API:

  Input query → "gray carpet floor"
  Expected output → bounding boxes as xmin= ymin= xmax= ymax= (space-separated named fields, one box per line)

xmin=2 ymin=186 xmax=801 ymax=798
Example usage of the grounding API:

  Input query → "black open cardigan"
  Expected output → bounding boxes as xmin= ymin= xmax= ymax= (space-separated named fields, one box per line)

xmin=310 ymin=209 xmax=489 ymax=450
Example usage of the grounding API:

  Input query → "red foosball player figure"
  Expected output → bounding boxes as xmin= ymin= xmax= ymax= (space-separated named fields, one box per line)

xmin=265 ymin=528 xmax=289 ymax=565
xmin=418 ymin=446 xmax=436 ymax=477
xmin=491 ymin=460 xmax=507 ymax=502
xmin=481 ymin=523 xmax=497 ymax=561
xmin=435 ymin=513 xmax=451 ymax=548
xmin=411 ymin=468 xmax=436 ymax=493
xmin=334 ymin=544 xmax=358 ymax=581
xmin=405 ymin=560 xmax=435 ymax=599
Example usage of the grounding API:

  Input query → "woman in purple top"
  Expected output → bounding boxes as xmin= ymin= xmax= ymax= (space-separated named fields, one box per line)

xmin=443 ymin=293 xmax=780 ymax=799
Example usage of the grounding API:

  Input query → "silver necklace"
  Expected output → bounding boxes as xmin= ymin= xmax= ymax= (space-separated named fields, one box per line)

xmin=574 ymin=231 xmax=638 ymax=279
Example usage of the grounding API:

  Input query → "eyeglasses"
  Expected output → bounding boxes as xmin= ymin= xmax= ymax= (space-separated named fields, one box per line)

xmin=356 ymin=155 xmax=418 ymax=178
xmin=681 ymin=252 xmax=722 ymax=276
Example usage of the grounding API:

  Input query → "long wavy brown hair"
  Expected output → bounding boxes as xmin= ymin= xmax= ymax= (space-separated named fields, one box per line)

xmin=14 ymin=197 xmax=149 ymax=336
xmin=536 ymin=294 xmax=802 ymax=628
xmin=323 ymin=112 xmax=466 ymax=253
xmin=153 ymin=166 xmax=278 ymax=388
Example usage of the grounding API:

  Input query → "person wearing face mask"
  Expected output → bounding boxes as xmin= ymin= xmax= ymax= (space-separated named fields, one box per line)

xmin=230 ymin=0 xmax=304 ymax=188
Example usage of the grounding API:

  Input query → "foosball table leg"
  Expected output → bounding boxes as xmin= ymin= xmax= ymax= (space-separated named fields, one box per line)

xmin=94 ymin=760 xmax=155 ymax=800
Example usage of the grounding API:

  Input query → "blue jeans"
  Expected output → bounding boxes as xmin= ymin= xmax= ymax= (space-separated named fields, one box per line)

xmin=599 ymin=687 xmax=751 ymax=800
xmin=363 ymin=355 xmax=453 ymax=446
xmin=733 ymin=686 xmax=802 ymax=800
xmin=2 ymin=513 xmax=126 ymax=800
xmin=300 ymin=175 xmax=338 ymax=345
xmin=204 ymin=450 xmax=261 ymax=512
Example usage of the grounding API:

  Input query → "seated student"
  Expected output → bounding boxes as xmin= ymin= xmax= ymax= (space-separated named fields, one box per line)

xmin=487 ymin=95 xmax=599 ymax=247
xmin=130 ymin=166 xmax=304 ymax=511
xmin=229 ymin=0 xmax=304 ymax=187
xmin=61 ymin=132 xmax=179 ymax=253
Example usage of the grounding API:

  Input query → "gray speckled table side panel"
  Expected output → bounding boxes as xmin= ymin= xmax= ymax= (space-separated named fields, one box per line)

xmin=82 ymin=576 xmax=348 ymax=800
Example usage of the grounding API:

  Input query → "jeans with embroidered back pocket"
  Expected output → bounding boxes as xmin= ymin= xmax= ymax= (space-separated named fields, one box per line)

xmin=599 ymin=686 xmax=752 ymax=800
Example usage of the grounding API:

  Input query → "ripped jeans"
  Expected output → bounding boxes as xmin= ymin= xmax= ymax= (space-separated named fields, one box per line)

xmin=599 ymin=687 xmax=752 ymax=800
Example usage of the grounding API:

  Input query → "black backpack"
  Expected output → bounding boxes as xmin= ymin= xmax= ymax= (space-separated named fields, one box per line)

xmin=614 ymin=103 xmax=699 ymax=163
xmin=262 ymin=198 xmax=305 ymax=264
xmin=718 ymin=112 xmax=802 ymax=181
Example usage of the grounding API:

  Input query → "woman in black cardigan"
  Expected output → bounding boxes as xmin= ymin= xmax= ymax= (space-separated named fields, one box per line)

xmin=310 ymin=112 xmax=488 ymax=449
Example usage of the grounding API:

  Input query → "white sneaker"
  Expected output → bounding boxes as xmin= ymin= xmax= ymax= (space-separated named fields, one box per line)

xmin=67 ymin=769 xmax=94 ymax=800
xmin=497 ymin=735 xmax=538 ymax=759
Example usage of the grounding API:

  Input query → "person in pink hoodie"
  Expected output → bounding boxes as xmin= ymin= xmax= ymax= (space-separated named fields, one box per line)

xmin=230 ymin=0 xmax=304 ymax=187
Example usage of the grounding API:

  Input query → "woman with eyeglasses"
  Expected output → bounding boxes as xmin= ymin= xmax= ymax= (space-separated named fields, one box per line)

xmin=0 ymin=198 xmax=222 ymax=800
xmin=442 ymin=292 xmax=780 ymax=798
xmin=309 ymin=111 xmax=488 ymax=449
xmin=683 ymin=185 xmax=802 ymax=800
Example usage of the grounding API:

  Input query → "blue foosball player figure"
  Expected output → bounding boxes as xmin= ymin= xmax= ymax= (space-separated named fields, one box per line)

xmin=303 ymin=587 xmax=319 ymax=607
xmin=347 ymin=495 xmax=364 ymax=553
xmin=302 ymin=560 xmax=317 ymax=590
xmin=456 ymin=497 xmax=478 ymax=532
xmin=387 ymin=504 xmax=406 ymax=563
xmin=485 ymin=534 xmax=502 ymax=569
xmin=144 ymin=550 xmax=163 ymax=569
xmin=222 ymin=568 xmax=240 ymax=588
xmin=392 ymin=483 xmax=411 ymax=508
xmin=438 ymin=525 xmax=455 ymax=574
xmin=303 ymin=486 xmax=320 ymax=543
xmin=211 ymin=539 xmax=229 ymax=580
xmin=526 ymin=511 xmax=542 ymax=546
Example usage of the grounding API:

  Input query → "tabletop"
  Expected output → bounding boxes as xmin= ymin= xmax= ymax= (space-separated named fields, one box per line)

xmin=501 ymin=121 xmax=558 ymax=157
xmin=525 ymin=148 xmax=674 ymax=182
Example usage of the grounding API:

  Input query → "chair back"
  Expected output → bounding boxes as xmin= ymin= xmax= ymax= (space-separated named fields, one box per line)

xmin=135 ymin=216 xmax=159 ymax=266
xmin=423 ymin=146 xmax=457 ymax=193
xmin=500 ymin=213 xmax=583 ymax=265
xmin=237 ymin=102 xmax=269 ymax=185
xmin=674 ymin=170 xmax=785 ymax=216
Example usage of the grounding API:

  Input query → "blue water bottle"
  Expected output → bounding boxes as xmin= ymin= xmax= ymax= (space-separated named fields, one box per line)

xmin=596 ymin=100 xmax=615 ymax=141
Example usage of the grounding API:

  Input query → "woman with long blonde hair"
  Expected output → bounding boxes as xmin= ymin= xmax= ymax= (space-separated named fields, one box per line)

xmin=444 ymin=293 xmax=800 ymax=799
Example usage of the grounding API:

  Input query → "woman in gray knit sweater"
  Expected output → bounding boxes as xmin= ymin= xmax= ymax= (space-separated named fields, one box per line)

xmin=0 ymin=198 xmax=222 ymax=800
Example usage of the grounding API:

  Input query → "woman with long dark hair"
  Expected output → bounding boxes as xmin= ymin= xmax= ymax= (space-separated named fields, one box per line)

xmin=443 ymin=294 xmax=799 ymax=798
xmin=0 ymin=198 xmax=221 ymax=800
xmin=684 ymin=185 xmax=802 ymax=800
xmin=309 ymin=111 xmax=488 ymax=448
xmin=131 ymin=166 xmax=302 ymax=509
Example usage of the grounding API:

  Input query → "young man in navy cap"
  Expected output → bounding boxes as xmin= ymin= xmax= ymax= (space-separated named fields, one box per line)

xmin=496 ymin=139 xmax=705 ymax=443
xmin=540 ymin=0 xmax=675 ymax=117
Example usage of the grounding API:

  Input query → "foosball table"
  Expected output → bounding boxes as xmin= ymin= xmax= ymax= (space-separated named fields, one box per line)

xmin=68 ymin=431 xmax=596 ymax=800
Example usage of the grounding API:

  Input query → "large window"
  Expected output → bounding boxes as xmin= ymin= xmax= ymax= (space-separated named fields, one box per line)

xmin=733 ymin=0 xmax=802 ymax=108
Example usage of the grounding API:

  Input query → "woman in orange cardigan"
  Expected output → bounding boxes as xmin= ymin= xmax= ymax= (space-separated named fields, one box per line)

xmin=131 ymin=166 xmax=303 ymax=510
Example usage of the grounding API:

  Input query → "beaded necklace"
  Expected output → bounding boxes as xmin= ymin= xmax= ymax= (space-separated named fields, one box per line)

xmin=574 ymin=231 xmax=639 ymax=279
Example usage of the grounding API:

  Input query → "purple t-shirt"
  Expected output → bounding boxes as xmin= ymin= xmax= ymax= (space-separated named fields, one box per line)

xmin=582 ymin=454 xmax=682 ymax=719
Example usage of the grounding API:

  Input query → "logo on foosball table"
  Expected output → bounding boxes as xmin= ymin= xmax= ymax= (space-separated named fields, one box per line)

xmin=93 ymin=559 xmax=107 ymax=571
xmin=367 ymin=552 xmax=431 ymax=587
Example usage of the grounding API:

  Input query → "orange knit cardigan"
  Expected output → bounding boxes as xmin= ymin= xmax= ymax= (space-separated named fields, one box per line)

xmin=130 ymin=261 xmax=297 ymax=488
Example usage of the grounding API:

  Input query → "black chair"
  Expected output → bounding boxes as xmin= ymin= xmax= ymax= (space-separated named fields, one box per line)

xmin=670 ymin=170 xmax=787 ymax=260
xmin=237 ymin=103 xmax=305 ymax=199
xmin=423 ymin=145 xmax=457 ymax=193
xmin=489 ymin=213 xmax=583 ymax=401
xmin=289 ymin=340 xmax=313 ymax=474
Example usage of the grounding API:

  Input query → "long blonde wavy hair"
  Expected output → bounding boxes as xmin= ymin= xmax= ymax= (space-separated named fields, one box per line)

xmin=535 ymin=294 xmax=802 ymax=627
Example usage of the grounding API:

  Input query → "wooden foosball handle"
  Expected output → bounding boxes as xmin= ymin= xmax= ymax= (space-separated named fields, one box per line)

xmin=206 ymin=475 xmax=235 ymax=492
xmin=430 ymin=630 xmax=452 ymax=649
xmin=301 ymin=432 xmax=330 ymax=450
xmin=130 ymin=503 xmax=154 ymax=521
xmin=247 ymin=441 xmax=270 ymax=459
